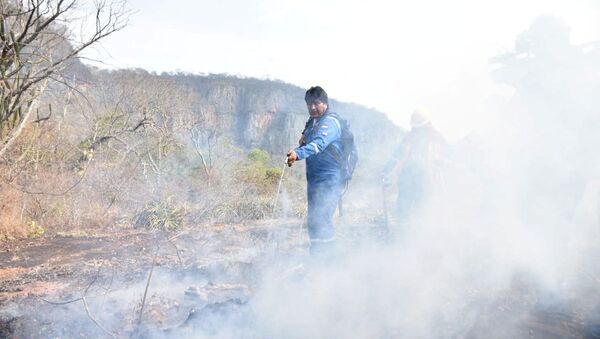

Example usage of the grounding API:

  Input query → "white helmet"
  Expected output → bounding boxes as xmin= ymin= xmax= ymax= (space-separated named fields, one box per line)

xmin=410 ymin=108 xmax=431 ymax=128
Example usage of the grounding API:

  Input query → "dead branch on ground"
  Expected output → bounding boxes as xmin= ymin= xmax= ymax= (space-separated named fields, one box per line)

xmin=39 ymin=261 xmax=118 ymax=337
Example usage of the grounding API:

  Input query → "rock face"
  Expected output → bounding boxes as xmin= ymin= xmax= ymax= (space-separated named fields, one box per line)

xmin=176 ymin=74 xmax=402 ymax=155
xmin=82 ymin=67 xmax=402 ymax=166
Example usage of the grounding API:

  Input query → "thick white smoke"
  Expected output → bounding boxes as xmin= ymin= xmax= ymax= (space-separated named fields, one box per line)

xmin=224 ymin=14 xmax=600 ymax=338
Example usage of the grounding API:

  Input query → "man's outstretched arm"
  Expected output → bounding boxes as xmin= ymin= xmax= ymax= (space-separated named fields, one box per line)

xmin=287 ymin=116 xmax=341 ymax=166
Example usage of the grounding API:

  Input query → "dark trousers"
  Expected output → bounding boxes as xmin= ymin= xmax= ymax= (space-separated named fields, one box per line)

xmin=307 ymin=181 xmax=342 ymax=256
xmin=396 ymin=166 xmax=429 ymax=231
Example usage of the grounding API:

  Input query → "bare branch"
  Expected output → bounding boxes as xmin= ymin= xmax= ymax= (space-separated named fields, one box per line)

xmin=39 ymin=261 xmax=117 ymax=337
xmin=32 ymin=105 xmax=51 ymax=123
xmin=137 ymin=241 xmax=160 ymax=327
xmin=0 ymin=0 xmax=129 ymax=156
xmin=39 ymin=296 xmax=83 ymax=305
xmin=0 ymin=79 xmax=47 ymax=158
xmin=82 ymin=296 xmax=117 ymax=338
xmin=7 ymin=156 xmax=92 ymax=195
xmin=168 ymin=238 xmax=183 ymax=266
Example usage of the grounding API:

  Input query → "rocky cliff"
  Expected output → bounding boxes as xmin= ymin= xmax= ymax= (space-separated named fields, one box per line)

xmin=174 ymin=74 xmax=402 ymax=156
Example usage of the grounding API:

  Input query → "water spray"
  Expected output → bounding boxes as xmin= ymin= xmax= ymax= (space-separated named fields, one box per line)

xmin=271 ymin=157 xmax=288 ymax=218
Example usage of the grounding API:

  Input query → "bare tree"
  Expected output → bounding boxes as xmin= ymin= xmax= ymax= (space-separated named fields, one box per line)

xmin=190 ymin=110 xmax=220 ymax=186
xmin=0 ymin=0 xmax=128 ymax=158
xmin=84 ymin=70 xmax=198 ymax=191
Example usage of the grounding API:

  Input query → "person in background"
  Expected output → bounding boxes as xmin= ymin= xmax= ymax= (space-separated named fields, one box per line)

xmin=383 ymin=108 xmax=447 ymax=238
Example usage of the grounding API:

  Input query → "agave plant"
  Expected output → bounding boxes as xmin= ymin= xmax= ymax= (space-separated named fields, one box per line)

xmin=135 ymin=198 xmax=186 ymax=232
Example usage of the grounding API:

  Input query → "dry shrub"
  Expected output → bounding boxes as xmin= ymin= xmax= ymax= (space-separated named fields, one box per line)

xmin=0 ymin=186 xmax=26 ymax=238
xmin=209 ymin=195 xmax=273 ymax=223
xmin=134 ymin=198 xmax=186 ymax=232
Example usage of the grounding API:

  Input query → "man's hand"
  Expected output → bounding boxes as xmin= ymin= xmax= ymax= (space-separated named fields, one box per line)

xmin=286 ymin=150 xmax=297 ymax=167
xmin=299 ymin=135 xmax=305 ymax=146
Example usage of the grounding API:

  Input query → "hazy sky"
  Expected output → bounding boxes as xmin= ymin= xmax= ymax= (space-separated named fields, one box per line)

xmin=83 ymin=0 xmax=600 ymax=140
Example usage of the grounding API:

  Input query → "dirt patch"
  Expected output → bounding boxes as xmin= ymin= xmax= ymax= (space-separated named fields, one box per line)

xmin=0 ymin=231 xmax=153 ymax=268
xmin=4 ymin=281 xmax=67 ymax=300
xmin=0 ymin=267 xmax=27 ymax=281
xmin=0 ymin=221 xmax=303 ymax=337
xmin=0 ymin=230 xmax=163 ymax=304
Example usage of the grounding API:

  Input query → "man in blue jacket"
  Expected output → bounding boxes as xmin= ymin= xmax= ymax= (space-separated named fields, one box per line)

xmin=286 ymin=86 xmax=344 ymax=257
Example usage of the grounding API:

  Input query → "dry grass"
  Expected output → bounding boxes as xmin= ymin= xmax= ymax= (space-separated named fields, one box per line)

xmin=208 ymin=195 xmax=273 ymax=223
xmin=0 ymin=186 xmax=26 ymax=239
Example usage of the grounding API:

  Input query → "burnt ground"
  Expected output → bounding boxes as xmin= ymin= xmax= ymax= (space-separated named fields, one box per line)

xmin=0 ymin=219 xmax=600 ymax=338
xmin=0 ymin=219 xmax=310 ymax=338
xmin=0 ymin=220 xmax=303 ymax=298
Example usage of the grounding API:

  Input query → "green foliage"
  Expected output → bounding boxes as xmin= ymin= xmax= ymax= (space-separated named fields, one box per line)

xmin=94 ymin=109 xmax=128 ymax=132
xmin=238 ymin=149 xmax=285 ymax=193
xmin=2 ymin=234 xmax=16 ymax=242
xmin=265 ymin=166 xmax=283 ymax=184
xmin=247 ymin=148 xmax=270 ymax=163
xmin=134 ymin=198 xmax=186 ymax=232
xmin=55 ymin=230 xmax=91 ymax=238
xmin=26 ymin=220 xmax=45 ymax=238
xmin=159 ymin=139 xmax=185 ymax=158
xmin=79 ymin=138 xmax=93 ymax=151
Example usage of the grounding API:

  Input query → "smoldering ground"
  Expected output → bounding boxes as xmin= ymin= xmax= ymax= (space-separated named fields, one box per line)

xmin=208 ymin=15 xmax=600 ymax=338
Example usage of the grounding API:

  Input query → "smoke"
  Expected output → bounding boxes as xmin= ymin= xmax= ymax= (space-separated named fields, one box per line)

xmin=224 ymin=14 xmax=600 ymax=338
xmin=135 ymin=14 xmax=600 ymax=338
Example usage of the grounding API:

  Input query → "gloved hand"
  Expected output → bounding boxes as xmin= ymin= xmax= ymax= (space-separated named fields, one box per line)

xmin=286 ymin=150 xmax=297 ymax=167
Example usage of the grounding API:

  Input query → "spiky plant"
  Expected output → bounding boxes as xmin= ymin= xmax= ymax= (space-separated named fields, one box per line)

xmin=135 ymin=198 xmax=185 ymax=232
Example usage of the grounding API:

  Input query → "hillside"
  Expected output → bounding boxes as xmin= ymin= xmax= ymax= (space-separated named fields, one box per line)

xmin=98 ymin=69 xmax=402 ymax=156
xmin=0 ymin=65 xmax=403 ymax=238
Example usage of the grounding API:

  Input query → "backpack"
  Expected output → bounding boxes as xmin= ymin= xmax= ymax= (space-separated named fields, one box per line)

xmin=326 ymin=112 xmax=358 ymax=184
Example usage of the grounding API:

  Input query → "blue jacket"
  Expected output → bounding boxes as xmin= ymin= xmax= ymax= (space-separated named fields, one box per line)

xmin=294 ymin=112 xmax=344 ymax=184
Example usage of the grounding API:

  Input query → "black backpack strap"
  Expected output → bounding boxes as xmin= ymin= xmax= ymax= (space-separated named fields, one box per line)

xmin=318 ymin=112 xmax=345 ymax=163
xmin=301 ymin=118 xmax=311 ymax=135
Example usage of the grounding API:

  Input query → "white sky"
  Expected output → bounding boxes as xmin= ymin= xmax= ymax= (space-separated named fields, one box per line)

xmin=82 ymin=0 xmax=600 ymax=141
